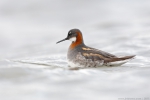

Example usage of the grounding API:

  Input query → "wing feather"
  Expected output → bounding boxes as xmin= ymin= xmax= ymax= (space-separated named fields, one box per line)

xmin=81 ymin=46 xmax=116 ymax=61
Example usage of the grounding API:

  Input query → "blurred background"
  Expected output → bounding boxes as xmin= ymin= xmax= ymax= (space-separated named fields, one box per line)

xmin=0 ymin=0 xmax=150 ymax=100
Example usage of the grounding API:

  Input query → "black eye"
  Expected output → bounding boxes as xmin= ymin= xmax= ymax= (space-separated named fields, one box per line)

xmin=68 ymin=32 xmax=72 ymax=35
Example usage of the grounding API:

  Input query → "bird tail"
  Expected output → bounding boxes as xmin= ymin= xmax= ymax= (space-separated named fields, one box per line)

xmin=107 ymin=55 xmax=135 ymax=62
xmin=104 ymin=55 xmax=135 ymax=66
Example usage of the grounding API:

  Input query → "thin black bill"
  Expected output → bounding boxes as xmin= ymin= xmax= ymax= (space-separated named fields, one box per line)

xmin=56 ymin=38 xmax=68 ymax=44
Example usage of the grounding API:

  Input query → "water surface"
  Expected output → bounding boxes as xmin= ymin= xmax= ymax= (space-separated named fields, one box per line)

xmin=0 ymin=0 xmax=150 ymax=100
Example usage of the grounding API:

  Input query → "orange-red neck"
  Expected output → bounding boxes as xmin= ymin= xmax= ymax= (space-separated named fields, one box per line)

xmin=69 ymin=32 xmax=84 ymax=49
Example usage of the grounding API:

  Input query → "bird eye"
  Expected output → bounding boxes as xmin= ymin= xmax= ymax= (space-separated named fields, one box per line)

xmin=68 ymin=32 xmax=72 ymax=35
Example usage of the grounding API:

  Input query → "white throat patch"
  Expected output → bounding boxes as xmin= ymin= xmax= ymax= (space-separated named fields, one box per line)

xmin=69 ymin=37 xmax=76 ymax=42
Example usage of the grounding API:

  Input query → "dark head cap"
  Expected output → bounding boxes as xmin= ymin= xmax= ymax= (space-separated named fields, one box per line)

xmin=56 ymin=29 xmax=84 ymax=44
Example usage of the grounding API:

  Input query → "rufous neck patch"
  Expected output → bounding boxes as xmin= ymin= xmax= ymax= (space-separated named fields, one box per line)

xmin=69 ymin=32 xmax=84 ymax=49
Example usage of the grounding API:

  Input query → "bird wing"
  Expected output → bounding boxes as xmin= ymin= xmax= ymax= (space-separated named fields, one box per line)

xmin=81 ymin=46 xmax=135 ymax=63
xmin=81 ymin=46 xmax=116 ymax=62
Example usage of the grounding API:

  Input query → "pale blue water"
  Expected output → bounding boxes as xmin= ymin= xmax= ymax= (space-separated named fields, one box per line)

xmin=0 ymin=0 xmax=150 ymax=100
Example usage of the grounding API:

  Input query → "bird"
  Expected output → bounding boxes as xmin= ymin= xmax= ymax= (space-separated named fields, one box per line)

xmin=56 ymin=29 xmax=135 ymax=68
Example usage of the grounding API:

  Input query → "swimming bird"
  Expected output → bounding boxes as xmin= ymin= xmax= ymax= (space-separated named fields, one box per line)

xmin=56 ymin=29 xmax=135 ymax=68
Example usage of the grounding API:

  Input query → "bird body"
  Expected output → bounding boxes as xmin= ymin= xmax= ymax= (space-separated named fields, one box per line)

xmin=57 ymin=29 xmax=135 ymax=68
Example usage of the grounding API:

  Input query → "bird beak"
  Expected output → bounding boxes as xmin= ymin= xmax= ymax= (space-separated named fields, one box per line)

xmin=56 ymin=37 xmax=68 ymax=44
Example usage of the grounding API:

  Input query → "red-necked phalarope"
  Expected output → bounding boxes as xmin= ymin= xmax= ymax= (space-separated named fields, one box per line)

xmin=57 ymin=29 xmax=135 ymax=68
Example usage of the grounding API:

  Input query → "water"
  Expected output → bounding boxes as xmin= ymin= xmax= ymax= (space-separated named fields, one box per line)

xmin=0 ymin=0 xmax=150 ymax=100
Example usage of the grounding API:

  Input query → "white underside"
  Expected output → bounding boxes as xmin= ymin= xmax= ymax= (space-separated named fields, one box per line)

xmin=68 ymin=60 xmax=103 ymax=68
xmin=105 ymin=59 xmax=131 ymax=66
xmin=68 ymin=59 xmax=132 ymax=68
